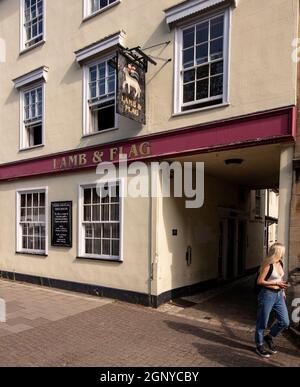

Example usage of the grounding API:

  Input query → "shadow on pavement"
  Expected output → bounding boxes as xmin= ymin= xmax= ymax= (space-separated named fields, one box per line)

xmin=192 ymin=342 xmax=278 ymax=367
xmin=164 ymin=320 xmax=299 ymax=365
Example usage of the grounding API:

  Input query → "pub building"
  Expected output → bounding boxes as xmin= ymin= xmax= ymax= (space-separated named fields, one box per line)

xmin=0 ymin=0 xmax=299 ymax=306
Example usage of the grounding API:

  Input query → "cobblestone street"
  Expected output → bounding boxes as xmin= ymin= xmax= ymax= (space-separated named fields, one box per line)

xmin=0 ymin=278 xmax=299 ymax=367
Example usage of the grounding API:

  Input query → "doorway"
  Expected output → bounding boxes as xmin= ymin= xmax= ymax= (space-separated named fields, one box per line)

xmin=218 ymin=209 xmax=247 ymax=280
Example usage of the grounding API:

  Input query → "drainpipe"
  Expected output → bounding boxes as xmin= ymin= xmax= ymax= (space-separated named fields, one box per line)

xmin=149 ymin=165 xmax=159 ymax=307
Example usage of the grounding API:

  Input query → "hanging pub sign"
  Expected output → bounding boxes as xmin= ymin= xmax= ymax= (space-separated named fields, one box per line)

xmin=117 ymin=50 xmax=146 ymax=125
xmin=51 ymin=201 xmax=72 ymax=247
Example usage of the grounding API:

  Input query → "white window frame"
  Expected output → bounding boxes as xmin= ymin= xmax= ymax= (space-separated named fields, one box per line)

xmin=20 ymin=0 xmax=46 ymax=53
xmin=78 ymin=180 xmax=124 ymax=262
xmin=83 ymin=55 xmax=119 ymax=137
xmin=174 ymin=8 xmax=231 ymax=115
xmin=16 ymin=187 xmax=48 ymax=255
xmin=20 ymin=82 xmax=45 ymax=150
xmin=83 ymin=0 xmax=121 ymax=20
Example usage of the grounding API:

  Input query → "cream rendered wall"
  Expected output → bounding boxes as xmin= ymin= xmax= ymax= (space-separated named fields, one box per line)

xmin=0 ymin=171 xmax=151 ymax=294
xmin=0 ymin=0 xmax=298 ymax=165
xmin=155 ymin=174 xmax=258 ymax=295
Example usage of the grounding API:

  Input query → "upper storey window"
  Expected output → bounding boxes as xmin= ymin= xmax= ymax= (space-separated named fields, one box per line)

xmin=84 ymin=0 xmax=120 ymax=19
xmin=92 ymin=0 xmax=117 ymax=13
xmin=75 ymin=31 xmax=126 ymax=136
xmin=87 ymin=57 xmax=116 ymax=134
xmin=21 ymin=0 xmax=45 ymax=51
xmin=165 ymin=0 xmax=235 ymax=114
xmin=13 ymin=66 xmax=48 ymax=150
xmin=181 ymin=15 xmax=225 ymax=111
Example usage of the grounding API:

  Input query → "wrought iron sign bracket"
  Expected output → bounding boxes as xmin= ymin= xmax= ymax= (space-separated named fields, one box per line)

xmin=117 ymin=45 xmax=157 ymax=73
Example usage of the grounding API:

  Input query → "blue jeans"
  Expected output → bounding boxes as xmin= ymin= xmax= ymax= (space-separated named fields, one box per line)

xmin=255 ymin=288 xmax=290 ymax=345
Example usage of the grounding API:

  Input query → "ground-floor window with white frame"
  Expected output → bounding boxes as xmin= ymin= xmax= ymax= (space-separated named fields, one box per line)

xmin=79 ymin=182 xmax=122 ymax=261
xmin=16 ymin=188 xmax=48 ymax=255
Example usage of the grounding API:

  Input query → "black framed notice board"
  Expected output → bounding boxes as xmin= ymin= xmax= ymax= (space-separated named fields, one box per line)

xmin=51 ymin=201 xmax=72 ymax=247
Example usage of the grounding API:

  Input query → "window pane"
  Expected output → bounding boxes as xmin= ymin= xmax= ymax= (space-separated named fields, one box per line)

xmin=39 ymin=193 xmax=45 ymax=207
xmin=84 ymin=189 xmax=91 ymax=204
xmin=183 ymin=69 xmax=195 ymax=83
xmin=22 ymin=237 xmax=28 ymax=250
xmin=41 ymin=238 xmax=45 ymax=251
xmin=110 ymin=204 xmax=119 ymax=221
xmin=101 ymin=187 xmax=110 ymax=203
xmin=92 ymin=205 xmax=100 ymax=221
xmin=92 ymin=188 xmax=100 ymax=204
xmin=196 ymin=22 xmax=209 ymax=45
xmin=85 ymin=224 xmax=93 ymax=238
xmin=98 ymin=63 xmax=106 ymax=78
xmin=196 ymin=44 xmax=208 ymax=65
xmin=94 ymin=239 xmax=101 ymax=255
xmin=210 ymin=16 xmax=224 ymax=40
xmin=90 ymin=66 xmax=97 ymax=82
xmin=101 ymin=205 xmax=109 ymax=221
xmin=84 ymin=206 xmax=92 ymax=222
xmin=110 ymin=185 xmax=119 ymax=202
xmin=108 ymin=63 xmax=115 ymax=75
xmin=27 ymin=194 xmax=32 ymax=207
xmin=28 ymin=237 xmax=34 ymax=250
xmin=210 ymin=75 xmax=223 ymax=97
xmin=28 ymin=225 xmax=34 ymax=236
xmin=33 ymin=208 xmax=39 ymax=222
xmin=100 ymin=0 xmax=108 ymax=9
xmin=102 ymin=239 xmax=110 ymax=255
xmin=197 ymin=65 xmax=209 ymax=79
xmin=183 ymin=83 xmax=195 ymax=103
xmin=21 ymin=194 xmax=26 ymax=207
xmin=196 ymin=79 xmax=209 ymax=100
xmin=90 ymin=83 xmax=97 ymax=99
xmin=27 ymin=208 xmax=33 ymax=221
xmin=211 ymin=61 xmax=223 ymax=76
xmin=210 ymin=38 xmax=223 ymax=60
xmin=112 ymin=224 xmax=119 ymax=239
xmin=99 ymin=80 xmax=105 ymax=96
xmin=183 ymin=27 xmax=194 ymax=49
xmin=108 ymin=77 xmax=115 ymax=94
xmin=94 ymin=224 xmax=101 ymax=239
xmin=103 ymin=224 xmax=110 ymax=239
xmin=21 ymin=208 xmax=26 ymax=222
xmin=85 ymin=239 xmax=93 ymax=254
xmin=38 ymin=19 xmax=43 ymax=34
xmin=112 ymin=240 xmax=119 ymax=256
xmin=39 ymin=207 xmax=45 ymax=222
xmin=34 ymin=237 xmax=40 ymax=251
xmin=33 ymin=193 xmax=39 ymax=207
xmin=183 ymin=48 xmax=194 ymax=68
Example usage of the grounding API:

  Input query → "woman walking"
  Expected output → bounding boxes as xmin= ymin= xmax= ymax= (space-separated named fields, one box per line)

xmin=255 ymin=243 xmax=290 ymax=358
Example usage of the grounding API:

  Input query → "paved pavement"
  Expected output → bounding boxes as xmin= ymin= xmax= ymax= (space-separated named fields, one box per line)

xmin=0 ymin=278 xmax=299 ymax=367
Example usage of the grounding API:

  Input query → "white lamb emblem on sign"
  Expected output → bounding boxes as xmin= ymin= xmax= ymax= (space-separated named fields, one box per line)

xmin=123 ymin=64 xmax=141 ymax=99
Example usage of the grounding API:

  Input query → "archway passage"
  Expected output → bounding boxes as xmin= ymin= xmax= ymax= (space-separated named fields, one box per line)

xmin=155 ymin=143 xmax=285 ymax=305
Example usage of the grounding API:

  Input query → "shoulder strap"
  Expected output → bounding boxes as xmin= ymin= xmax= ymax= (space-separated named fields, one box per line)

xmin=265 ymin=264 xmax=273 ymax=281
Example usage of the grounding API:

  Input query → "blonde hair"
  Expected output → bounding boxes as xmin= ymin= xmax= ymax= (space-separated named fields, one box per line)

xmin=260 ymin=243 xmax=285 ymax=273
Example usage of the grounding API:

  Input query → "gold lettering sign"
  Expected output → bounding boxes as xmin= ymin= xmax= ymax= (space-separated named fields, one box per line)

xmin=52 ymin=142 xmax=152 ymax=171
xmin=93 ymin=151 xmax=103 ymax=164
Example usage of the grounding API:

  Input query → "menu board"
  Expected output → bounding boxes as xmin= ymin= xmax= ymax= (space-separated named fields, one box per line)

xmin=51 ymin=202 xmax=72 ymax=247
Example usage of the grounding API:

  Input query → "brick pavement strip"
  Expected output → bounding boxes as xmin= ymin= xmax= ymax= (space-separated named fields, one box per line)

xmin=0 ymin=280 xmax=299 ymax=367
